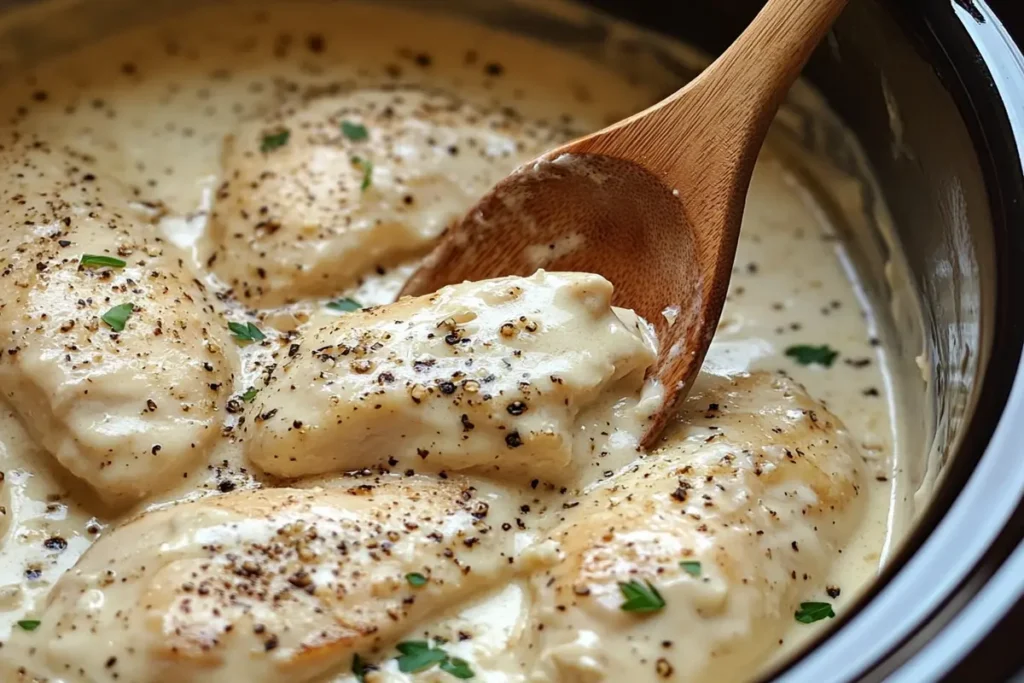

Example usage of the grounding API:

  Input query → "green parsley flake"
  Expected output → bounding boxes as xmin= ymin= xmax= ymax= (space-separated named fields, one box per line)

xmin=260 ymin=129 xmax=290 ymax=153
xmin=351 ymin=653 xmax=370 ymax=682
xmin=618 ymin=580 xmax=666 ymax=613
xmin=795 ymin=601 xmax=835 ymax=624
xmin=80 ymin=254 xmax=126 ymax=269
xmin=16 ymin=620 xmax=40 ymax=631
xmin=351 ymin=156 xmax=373 ymax=191
xmin=406 ymin=572 xmax=428 ymax=587
xmin=341 ymin=120 xmax=369 ymax=141
xmin=440 ymin=657 xmax=475 ymax=679
xmin=680 ymin=561 xmax=702 ymax=577
xmin=327 ymin=297 xmax=362 ymax=312
xmin=228 ymin=322 xmax=266 ymax=343
xmin=785 ymin=344 xmax=839 ymax=367
xmin=101 ymin=303 xmax=134 ymax=332
xmin=395 ymin=641 xmax=448 ymax=674
xmin=241 ymin=387 xmax=259 ymax=403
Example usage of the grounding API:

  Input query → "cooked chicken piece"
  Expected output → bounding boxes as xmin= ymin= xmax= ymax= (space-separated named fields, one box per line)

xmin=527 ymin=372 xmax=865 ymax=683
xmin=0 ymin=141 xmax=234 ymax=505
xmin=3 ymin=477 xmax=544 ymax=683
xmin=205 ymin=87 xmax=565 ymax=306
xmin=242 ymin=271 xmax=655 ymax=484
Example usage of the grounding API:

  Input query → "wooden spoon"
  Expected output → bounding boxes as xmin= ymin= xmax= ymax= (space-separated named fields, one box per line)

xmin=400 ymin=0 xmax=849 ymax=448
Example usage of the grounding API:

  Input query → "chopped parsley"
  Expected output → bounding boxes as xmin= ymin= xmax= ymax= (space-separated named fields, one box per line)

xmin=392 ymin=641 xmax=473 ymax=678
xmin=395 ymin=641 xmax=448 ymax=674
xmin=101 ymin=302 xmax=134 ymax=332
xmin=80 ymin=254 xmax=126 ymax=269
xmin=441 ymin=657 xmax=475 ymax=679
xmin=352 ymin=156 xmax=373 ymax=191
xmin=341 ymin=120 xmax=369 ymax=141
xmin=618 ymin=580 xmax=665 ymax=613
xmin=406 ymin=572 xmax=428 ymax=587
xmin=680 ymin=561 xmax=702 ymax=577
xmin=260 ymin=129 xmax=290 ymax=153
xmin=228 ymin=321 xmax=266 ymax=343
xmin=240 ymin=387 xmax=259 ymax=403
xmin=326 ymin=297 xmax=362 ymax=312
xmin=795 ymin=601 xmax=835 ymax=624
xmin=351 ymin=653 xmax=370 ymax=682
xmin=16 ymin=620 xmax=40 ymax=631
xmin=785 ymin=344 xmax=839 ymax=368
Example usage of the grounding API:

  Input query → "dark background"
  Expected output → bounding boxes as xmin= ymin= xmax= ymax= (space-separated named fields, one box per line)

xmin=988 ymin=0 xmax=1022 ymax=35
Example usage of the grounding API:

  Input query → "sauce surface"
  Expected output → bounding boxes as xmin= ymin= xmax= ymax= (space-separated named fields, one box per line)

xmin=0 ymin=2 xmax=901 ymax=681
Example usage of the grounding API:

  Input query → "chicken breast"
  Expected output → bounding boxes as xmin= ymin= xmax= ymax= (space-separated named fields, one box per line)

xmin=241 ymin=271 xmax=656 ymax=484
xmin=0 ymin=140 xmax=234 ymax=505
xmin=527 ymin=372 xmax=865 ymax=682
xmin=1 ymin=476 xmax=546 ymax=683
xmin=205 ymin=87 xmax=564 ymax=306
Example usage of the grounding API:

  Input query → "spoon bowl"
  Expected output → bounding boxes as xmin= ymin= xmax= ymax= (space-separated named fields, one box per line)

xmin=401 ymin=0 xmax=849 ymax=447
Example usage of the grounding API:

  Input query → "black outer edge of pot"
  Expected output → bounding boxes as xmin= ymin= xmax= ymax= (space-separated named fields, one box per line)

xmin=774 ymin=1 xmax=1024 ymax=680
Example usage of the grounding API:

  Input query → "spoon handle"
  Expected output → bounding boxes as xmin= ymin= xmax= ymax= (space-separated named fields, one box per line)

xmin=692 ymin=0 xmax=849 ymax=129
xmin=572 ymin=0 xmax=849 ymax=183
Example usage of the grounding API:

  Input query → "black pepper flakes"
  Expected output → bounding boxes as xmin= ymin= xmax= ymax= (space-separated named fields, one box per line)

xmin=507 ymin=400 xmax=527 ymax=416
xmin=307 ymin=33 xmax=326 ymax=53
xmin=43 ymin=536 xmax=68 ymax=552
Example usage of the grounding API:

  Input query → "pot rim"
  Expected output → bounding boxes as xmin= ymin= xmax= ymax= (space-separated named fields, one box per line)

xmin=774 ymin=2 xmax=1024 ymax=680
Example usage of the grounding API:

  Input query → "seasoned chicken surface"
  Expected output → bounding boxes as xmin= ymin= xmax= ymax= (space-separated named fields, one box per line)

xmin=3 ymin=477 xmax=546 ymax=683
xmin=242 ymin=271 xmax=655 ymax=484
xmin=0 ymin=141 xmax=234 ymax=505
xmin=206 ymin=88 xmax=565 ymax=306
xmin=526 ymin=372 xmax=865 ymax=682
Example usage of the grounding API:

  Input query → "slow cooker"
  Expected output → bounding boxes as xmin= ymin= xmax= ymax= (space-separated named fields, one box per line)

xmin=0 ymin=0 xmax=1021 ymax=680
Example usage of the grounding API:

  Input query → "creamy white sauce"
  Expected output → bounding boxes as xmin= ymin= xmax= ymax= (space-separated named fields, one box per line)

xmin=0 ymin=2 xmax=904 ymax=682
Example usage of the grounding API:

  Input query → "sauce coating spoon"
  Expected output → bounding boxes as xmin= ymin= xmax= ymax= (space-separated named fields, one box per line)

xmin=400 ymin=0 xmax=849 ymax=448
